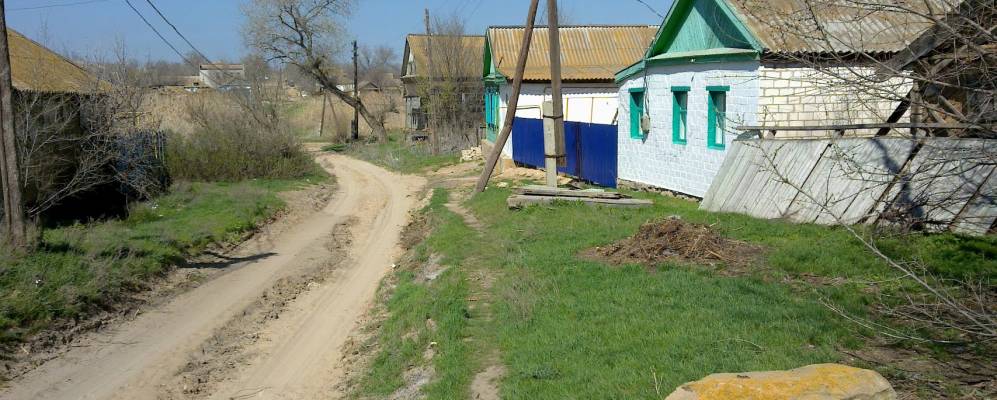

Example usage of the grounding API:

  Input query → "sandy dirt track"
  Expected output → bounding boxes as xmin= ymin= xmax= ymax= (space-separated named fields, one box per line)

xmin=0 ymin=155 xmax=425 ymax=400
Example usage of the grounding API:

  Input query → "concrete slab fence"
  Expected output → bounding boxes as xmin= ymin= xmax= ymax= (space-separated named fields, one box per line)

xmin=700 ymin=137 xmax=997 ymax=235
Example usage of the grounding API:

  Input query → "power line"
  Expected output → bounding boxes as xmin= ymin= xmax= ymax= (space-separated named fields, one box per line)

xmin=8 ymin=0 xmax=109 ymax=12
xmin=141 ymin=0 xmax=245 ymax=86
xmin=632 ymin=0 xmax=665 ymax=19
xmin=141 ymin=0 xmax=213 ymax=65
xmin=122 ymin=0 xmax=196 ymax=68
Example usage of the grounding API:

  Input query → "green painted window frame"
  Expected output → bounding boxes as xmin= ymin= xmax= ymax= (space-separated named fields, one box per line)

xmin=707 ymin=86 xmax=730 ymax=150
xmin=628 ymin=87 xmax=646 ymax=139
xmin=671 ymin=86 xmax=690 ymax=145
xmin=484 ymin=85 xmax=500 ymax=142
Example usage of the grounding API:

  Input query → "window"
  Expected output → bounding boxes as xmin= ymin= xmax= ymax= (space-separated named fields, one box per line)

xmin=672 ymin=87 xmax=689 ymax=144
xmin=707 ymin=86 xmax=729 ymax=150
xmin=484 ymin=85 xmax=500 ymax=142
xmin=629 ymin=88 xmax=645 ymax=139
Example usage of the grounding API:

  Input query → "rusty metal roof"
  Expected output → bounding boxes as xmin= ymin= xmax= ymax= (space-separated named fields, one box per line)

xmin=487 ymin=25 xmax=658 ymax=82
xmin=8 ymin=29 xmax=104 ymax=94
xmin=403 ymin=34 xmax=486 ymax=79
xmin=726 ymin=0 xmax=963 ymax=55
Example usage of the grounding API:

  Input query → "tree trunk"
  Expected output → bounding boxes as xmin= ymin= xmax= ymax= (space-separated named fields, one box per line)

xmin=310 ymin=72 xmax=388 ymax=143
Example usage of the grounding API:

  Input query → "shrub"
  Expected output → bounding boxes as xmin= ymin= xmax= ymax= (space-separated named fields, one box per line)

xmin=167 ymin=92 xmax=316 ymax=182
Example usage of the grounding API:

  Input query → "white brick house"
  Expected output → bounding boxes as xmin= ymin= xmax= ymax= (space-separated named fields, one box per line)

xmin=615 ymin=0 xmax=956 ymax=197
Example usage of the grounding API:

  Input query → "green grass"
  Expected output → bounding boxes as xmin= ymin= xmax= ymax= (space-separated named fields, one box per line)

xmin=357 ymin=185 xmax=996 ymax=399
xmin=343 ymin=131 xmax=459 ymax=174
xmin=356 ymin=189 xmax=479 ymax=398
xmin=0 ymin=175 xmax=325 ymax=353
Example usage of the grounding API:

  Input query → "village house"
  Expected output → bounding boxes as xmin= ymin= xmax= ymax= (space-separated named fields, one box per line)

xmin=481 ymin=25 xmax=658 ymax=161
xmin=6 ymin=28 xmax=123 ymax=218
xmin=401 ymin=34 xmax=486 ymax=131
xmin=199 ymin=63 xmax=249 ymax=91
xmin=614 ymin=0 xmax=959 ymax=198
xmin=152 ymin=75 xmax=205 ymax=93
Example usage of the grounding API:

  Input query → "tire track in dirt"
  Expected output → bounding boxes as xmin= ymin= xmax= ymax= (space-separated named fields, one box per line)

xmin=0 ymin=155 xmax=425 ymax=400
xmin=203 ymin=157 xmax=424 ymax=400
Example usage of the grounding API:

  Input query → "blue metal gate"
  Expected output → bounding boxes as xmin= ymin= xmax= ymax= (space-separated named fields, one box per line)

xmin=510 ymin=117 xmax=618 ymax=188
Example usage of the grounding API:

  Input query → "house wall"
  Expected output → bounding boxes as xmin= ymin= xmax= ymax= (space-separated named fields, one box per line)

xmin=617 ymin=61 xmax=760 ymax=197
xmin=757 ymin=66 xmax=911 ymax=137
xmin=493 ymin=82 xmax=619 ymax=157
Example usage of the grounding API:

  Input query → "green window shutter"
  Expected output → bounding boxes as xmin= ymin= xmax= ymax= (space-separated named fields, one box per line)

xmin=707 ymin=87 xmax=729 ymax=150
xmin=629 ymin=88 xmax=645 ymax=139
xmin=672 ymin=87 xmax=689 ymax=144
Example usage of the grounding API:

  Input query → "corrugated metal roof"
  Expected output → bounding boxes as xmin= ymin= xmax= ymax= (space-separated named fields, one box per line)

xmin=726 ymin=0 xmax=963 ymax=54
xmin=404 ymin=34 xmax=486 ymax=79
xmin=8 ymin=29 xmax=104 ymax=93
xmin=487 ymin=25 xmax=658 ymax=82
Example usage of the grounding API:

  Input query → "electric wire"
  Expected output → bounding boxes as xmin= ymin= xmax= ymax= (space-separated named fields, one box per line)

xmin=122 ymin=0 xmax=196 ymax=68
xmin=8 ymin=0 xmax=109 ymax=12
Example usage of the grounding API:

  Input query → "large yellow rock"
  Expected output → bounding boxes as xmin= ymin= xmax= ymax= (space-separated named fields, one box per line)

xmin=665 ymin=364 xmax=896 ymax=400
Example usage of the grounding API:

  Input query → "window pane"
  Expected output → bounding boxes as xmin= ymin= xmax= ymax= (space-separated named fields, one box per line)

xmin=711 ymin=91 xmax=726 ymax=147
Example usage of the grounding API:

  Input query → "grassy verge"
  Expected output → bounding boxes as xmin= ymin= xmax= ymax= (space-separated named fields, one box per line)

xmin=355 ymin=189 xmax=481 ymax=398
xmin=357 ymin=184 xmax=995 ymax=399
xmin=0 ymin=174 xmax=326 ymax=354
xmin=339 ymin=132 xmax=459 ymax=174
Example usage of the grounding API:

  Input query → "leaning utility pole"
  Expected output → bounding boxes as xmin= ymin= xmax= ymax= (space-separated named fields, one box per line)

xmin=543 ymin=0 xmax=566 ymax=188
xmin=0 ymin=0 xmax=26 ymax=248
xmin=352 ymin=40 xmax=360 ymax=141
xmin=474 ymin=0 xmax=541 ymax=193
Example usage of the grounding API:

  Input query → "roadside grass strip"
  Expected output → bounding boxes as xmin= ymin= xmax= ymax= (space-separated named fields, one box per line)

xmin=0 ymin=176 xmax=325 ymax=353
xmin=342 ymin=132 xmax=459 ymax=175
xmin=355 ymin=184 xmax=995 ymax=399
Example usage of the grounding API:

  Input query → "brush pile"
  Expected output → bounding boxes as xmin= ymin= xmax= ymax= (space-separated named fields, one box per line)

xmin=590 ymin=217 xmax=759 ymax=267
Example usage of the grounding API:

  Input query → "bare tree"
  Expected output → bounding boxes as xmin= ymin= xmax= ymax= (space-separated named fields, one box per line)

xmin=420 ymin=14 xmax=484 ymax=153
xmin=728 ymin=0 xmax=996 ymax=348
xmin=358 ymin=44 xmax=399 ymax=88
xmin=242 ymin=0 xmax=388 ymax=142
xmin=9 ymin=40 xmax=165 ymax=229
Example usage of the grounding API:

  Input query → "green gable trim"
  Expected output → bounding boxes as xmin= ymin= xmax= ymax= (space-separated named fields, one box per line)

xmin=615 ymin=60 xmax=646 ymax=84
xmin=706 ymin=85 xmax=730 ymax=91
xmin=647 ymin=0 xmax=762 ymax=59
xmin=672 ymin=86 xmax=691 ymax=92
xmin=482 ymin=38 xmax=492 ymax=78
xmin=482 ymin=37 xmax=508 ymax=84
xmin=614 ymin=48 xmax=758 ymax=83
xmin=649 ymin=47 xmax=758 ymax=62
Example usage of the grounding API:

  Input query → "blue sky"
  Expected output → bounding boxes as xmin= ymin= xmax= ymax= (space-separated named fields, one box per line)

xmin=6 ymin=0 xmax=667 ymax=63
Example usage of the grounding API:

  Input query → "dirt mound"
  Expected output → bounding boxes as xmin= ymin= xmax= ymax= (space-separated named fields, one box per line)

xmin=586 ymin=217 xmax=760 ymax=270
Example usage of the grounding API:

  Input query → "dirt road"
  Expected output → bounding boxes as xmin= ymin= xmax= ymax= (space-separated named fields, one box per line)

xmin=0 ymin=155 xmax=425 ymax=400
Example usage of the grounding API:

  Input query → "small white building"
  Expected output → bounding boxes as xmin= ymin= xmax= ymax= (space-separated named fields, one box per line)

xmin=614 ymin=0 xmax=956 ymax=197
xmin=482 ymin=25 xmax=658 ymax=161
xmin=199 ymin=64 xmax=247 ymax=90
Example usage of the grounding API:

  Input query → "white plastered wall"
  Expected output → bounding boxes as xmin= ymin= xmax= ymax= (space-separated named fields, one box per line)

xmin=617 ymin=61 xmax=760 ymax=197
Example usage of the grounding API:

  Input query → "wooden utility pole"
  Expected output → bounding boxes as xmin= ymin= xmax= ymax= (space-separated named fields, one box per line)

xmin=319 ymin=89 xmax=328 ymax=138
xmin=352 ymin=40 xmax=360 ymax=141
xmin=544 ymin=0 xmax=566 ymax=188
xmin=475 ymin=0 xmax=541 ymax=193
xmin=424 ymin=8 xmax=440 ymax=154
xmin=0 ymin=0 xmax=26 ymax=248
